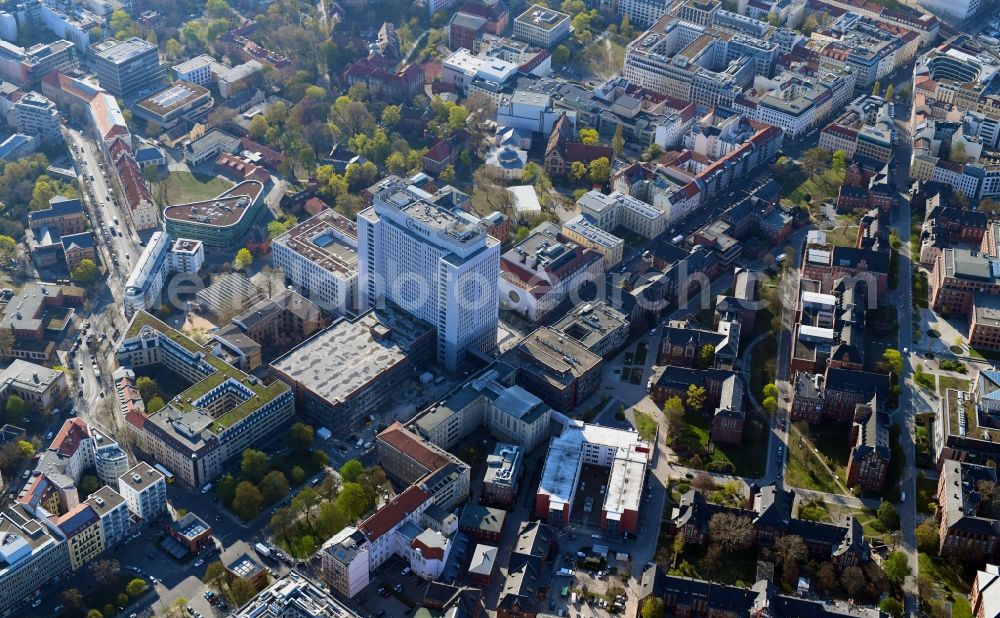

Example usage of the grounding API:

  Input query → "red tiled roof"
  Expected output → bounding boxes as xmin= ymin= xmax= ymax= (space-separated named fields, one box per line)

xmin=564 ymin=143 xmax=613 ymax=164
xmin=424 ymin=139 xmax=452 ymax=163
xmin=51 ymin=418 xmax=89 ymax=458
xmin=358 ymin=484 xmax=432 ymax=542
xmin=377 ymin=422 xmax=450 ymax=475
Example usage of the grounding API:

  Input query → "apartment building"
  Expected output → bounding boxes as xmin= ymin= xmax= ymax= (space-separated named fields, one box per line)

xmin=733 ymin=66 xmax=856 ymax=139
xmin=0 ymin=507 xmax=71 ymax=615
xmin=483 ymin=444 xmax=522 ymax=507
xmin=235 ymin=571 xmax=361 ymax=618
xmin=117 ymin=462 xmax=167 ymax=522
xmin=818 ymin=95 xmax=894 ymax=163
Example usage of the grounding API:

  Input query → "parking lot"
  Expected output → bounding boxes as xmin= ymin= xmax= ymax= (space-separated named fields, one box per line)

xmin=353 ymin=555 xmax=430 ymax=618
xmin=569 ymin=464 xmax=611 ymax=528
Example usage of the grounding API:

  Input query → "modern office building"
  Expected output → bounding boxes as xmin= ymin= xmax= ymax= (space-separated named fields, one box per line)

xmin=13 ymin=91 xmax=60 ymax=139
xmin=918 ymin=0 xmax=980 ymax=22
xmin=357 ymin=177 xmax=500 ymax=371
xmin=117 ymin=462 xmax=167 ymax=521
xmin=171 ymin=54 xmax=217 ymax=85
xmin=0 ymin=39 xmax=76 ymax=87
xmin=271 ymin=305 xmax=434 ymax=428
xmin=117 ymin=312 xmax=294 ymax=486
xmin=272 ymin=209 xmax=359 ymax=316
xmin=134 ymin=80 xmax=213 ymax=129
xmin=92 ymin=37 xmax=165 ymax=99
xmin=512 ymin=5 xmax=570 ymax=48
xmin=163 ymin=180 xmax=266 ymax=247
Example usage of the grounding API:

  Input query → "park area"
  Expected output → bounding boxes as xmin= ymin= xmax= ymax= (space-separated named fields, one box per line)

xmin=164 ymin=171 xmax=233 ymax=204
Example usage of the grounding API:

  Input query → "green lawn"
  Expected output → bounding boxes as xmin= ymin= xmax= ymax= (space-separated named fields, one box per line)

xmin=827 ymin=225 xmax=859 ymax=248
xmin=577 ymin=35 xmax=627 ymax=80
xmin=670 ymin=546 xmax=758 ymax=588
xmin=632 ymin=410 xmax=658 ymax=442
xmin=786 ymin=427 xmax=842 ymax=494
xmin=781 ymin=168 xmax=846 ymax=207
xmin=916 ymin=476 xmax=937 ymax=514
xmin=674 ymin=409 xmax=767 ymax=478
xmin=164 ymin=171 xmax=233 ymax=204
xmin=938 ymin=375 xmax=970 ymax=394
xmin=919 ymin=553 xmax=973 ymax=618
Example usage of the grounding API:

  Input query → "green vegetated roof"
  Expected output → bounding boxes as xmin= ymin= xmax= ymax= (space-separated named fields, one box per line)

xmin=126 ymin=311 xmax=289 ymax=432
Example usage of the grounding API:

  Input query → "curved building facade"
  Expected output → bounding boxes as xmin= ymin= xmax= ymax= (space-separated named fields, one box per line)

xmin=163 ymin=180 xmax=265 ymax=247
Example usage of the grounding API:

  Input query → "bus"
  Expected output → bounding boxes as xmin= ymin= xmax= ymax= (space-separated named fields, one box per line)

xmin=153 ymin=463 xmax=175 ymax=484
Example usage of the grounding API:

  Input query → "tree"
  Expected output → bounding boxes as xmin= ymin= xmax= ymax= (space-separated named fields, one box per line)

xmin=872 ymin=80 xmax=881 ymax=96
xmin=5 ymin=395 xmax=27 ymax=424
xmin=229 ymin=577 xmax=260 ymax=607
xmin=915 ymin=519 xmax=939 ymax=553
xmin=762 ymin=395 xmax=777 ymax=414
xmin=815 ymin=561 xmax=838 ymax=594
xmin=248 ymin=115 xmax=270 ymax=140
xmin=0 ymin=235 xmax=16 ymax=261
xmin=17 ymin=440 xmax=34 ymax=459
xmin=234 ymin=247 xmax=253 ymax=271
xmin=337 ymin=482 xmax=369 ymax=519
xmin=708 ymin=512 xmax=752 ymax=552
xmin=831 ymin=149 xmax=847 ymax=173
xmin=880 ymin=598 xmax=903 ymax=618
xmin=692 ymin=472 xmax=715 ymax=493
xmin=883 ymin=551 xmax=910 ymax=586
xmin=800 ymin=147 xmax=831 ymax=177
xmin=136 ymin=376 xmax=158 ymax=402
xmin=802 ymin=14 xmax=819 ymax=34
xmin=240 ymin=449 xmax=269 ymax=483
xmin=686 ymin=384 xmax=707 ymax=412
xmin=439 ymin=164 xmax=456 ymax=183
xmin=147 ymin=396 xmax=165 ymax=413
xmin=87 ymin=610 xmax=104 ymax=618
xmin=260 ymin=470 xmax=290 ymax=504
xmin=62 ymin=588 xmax=84 ymax=610
xmin=663 ymin=396 xmax=685 ymax=434
xmin=773 ymin=534 xmax=807 ymax=566
xmin=80 ymin=474 xmax=100 ymax=496
xmin=950 ymin=141 xmax=968 ymax=164
xmin=640 ymin=596 xmax=664 ymax=618
xmin=885 ymin=84 xmax=894 ymax=101
xmin=612 ymin=124 xmax=625 ymax=157
xmin=165 ymin=38 xmax=182 ymax=60
xmin=90 ymin=558 xmax=121 ymax=589
xmin=290 ymin=466 xmax=305 ymax=485
xmin=840 ymin=565 xmax=866 ymax=597
xmin=232 ymin=481 xmax=263 ymax=520
xmin=126 ymin=577 xmax=148 ymax=598
xmin=381 ymin=105 xmax=401 ymax=127
xmin=883 ymin=348 xmax=903 ymax=375
xmin=877 ymin=500 xmax=900 ymax=530
xmin=698 ymin=344 xmax=715 ymax=368
xmin=216 ymin=473 xmax=238 ymax=505
xmin=203 ymin=560 xmax=225 ymax=586
xmin=316 ymin=500 xmax=348 ymax=538
xmin=71 ymin=259 xmax=99 ymax=285
xmin=553 ymin=45 xmax=570 ymax=65
xmin=620 ymin=12 xmax=634 ymax=37
xmin=340 ymin=459 xmax=363 ymax=483
xmin=588 ymin=157 xmax=611 ymax=184
xmin=579 ymin=128 xmax=599 ymax=144
xmin=571 ymin=160 xmax=588 ymax=180
xmin=287 ymin=422 xmax=314 ymax=451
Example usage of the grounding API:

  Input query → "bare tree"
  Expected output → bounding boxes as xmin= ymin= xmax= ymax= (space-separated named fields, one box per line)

xmin=692 ymin=472 xmax=715 ymax=493
xmin=773 ymin=534 xmax=808 ymax=566
xmin=708 ymin=512 xmax=752 ymax=553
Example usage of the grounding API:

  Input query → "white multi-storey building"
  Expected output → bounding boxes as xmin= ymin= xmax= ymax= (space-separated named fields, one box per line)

xmin=171 ymin=55 xmax=215 ymax=86
xmin=272 ymin=209 xmax=359 ymax=316
xmin=512 ymin=5 xmax=571 ymax=49
xmin=117 ymin=462 xmax=167 ymax=521
xmin=617 ymin=0 xmax=671 ymax=28
xmin=13 ymin=91 xmax=60 ymax=139
xmin=167 ymin=238 xmax=204 ymax=274
xmin=357 ymin=179 xmax=500 ymax=371
xmin=123 ymin=230 xmax=170 ymax=316
xmin=124 ymin=232 xmax=206 ymax=315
